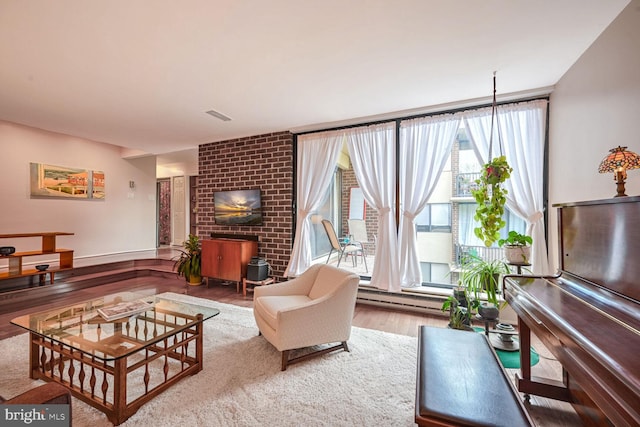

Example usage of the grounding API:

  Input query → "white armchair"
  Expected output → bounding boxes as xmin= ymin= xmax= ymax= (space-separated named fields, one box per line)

xmin=253 ymin=264 xmax=360 ymax=370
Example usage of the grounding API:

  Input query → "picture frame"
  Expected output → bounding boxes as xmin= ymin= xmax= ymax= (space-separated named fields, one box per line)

xmin=30 ymin=162 xmax=105 ymax=200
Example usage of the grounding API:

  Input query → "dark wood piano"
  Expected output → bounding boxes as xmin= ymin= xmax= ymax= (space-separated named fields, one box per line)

xmin=504 ymin=196 xmax=640 ymax=427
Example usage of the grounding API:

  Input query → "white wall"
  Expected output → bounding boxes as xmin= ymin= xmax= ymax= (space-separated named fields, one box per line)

xmin=0 ymin=121 xmax=157 ymax=262
xmin=548 ymin=0 xmax=640 ymax=271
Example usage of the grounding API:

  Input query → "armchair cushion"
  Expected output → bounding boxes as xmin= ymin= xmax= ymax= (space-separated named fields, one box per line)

xmin=254 ymin=295 xmax=311 ymax=330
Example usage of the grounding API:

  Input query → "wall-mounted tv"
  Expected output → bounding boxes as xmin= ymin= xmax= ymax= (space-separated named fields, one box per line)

xmin=214 ymin=188 xmax=263 ymax=226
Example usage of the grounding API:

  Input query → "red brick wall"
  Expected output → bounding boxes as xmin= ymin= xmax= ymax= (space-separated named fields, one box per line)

xmin=197 ymin=132 xmax=294 ymax=279
xmin=341 ymin=168 xmax=378 ymax=255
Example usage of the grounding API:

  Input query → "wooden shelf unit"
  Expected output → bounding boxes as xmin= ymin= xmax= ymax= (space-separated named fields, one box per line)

xmin=0 ymin=232 xmax=74 ymax=284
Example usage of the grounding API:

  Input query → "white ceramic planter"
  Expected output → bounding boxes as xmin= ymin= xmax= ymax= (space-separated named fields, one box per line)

xmin=504 ymin=245 xmax=531 ymax=264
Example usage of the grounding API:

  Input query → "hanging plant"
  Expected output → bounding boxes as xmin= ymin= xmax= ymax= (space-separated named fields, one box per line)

xmin=472 ymin=155 xmax=512 ymax=247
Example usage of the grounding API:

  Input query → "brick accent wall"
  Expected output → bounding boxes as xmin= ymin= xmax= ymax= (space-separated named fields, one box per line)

xmin=197 ymin=132 xmax=294 ymax=279
xmin=341 ymin=168 xmax=378 ymax=255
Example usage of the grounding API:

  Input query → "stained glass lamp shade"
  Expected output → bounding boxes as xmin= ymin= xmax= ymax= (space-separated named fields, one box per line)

xmin=598 ymin=146 xmax=640 ymax=197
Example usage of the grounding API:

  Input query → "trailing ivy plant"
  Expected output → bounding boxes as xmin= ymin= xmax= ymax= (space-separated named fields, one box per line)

xmin=472 ymin=155 xmax=513 ymax=247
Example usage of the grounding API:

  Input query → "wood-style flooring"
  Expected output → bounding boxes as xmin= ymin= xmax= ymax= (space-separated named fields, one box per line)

xmin=0 ymin=264 xmax=583 ymax=427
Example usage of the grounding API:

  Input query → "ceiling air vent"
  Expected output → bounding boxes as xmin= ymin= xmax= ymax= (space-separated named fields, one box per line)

xmin=205 ymin=109 xmax=232 ymax=122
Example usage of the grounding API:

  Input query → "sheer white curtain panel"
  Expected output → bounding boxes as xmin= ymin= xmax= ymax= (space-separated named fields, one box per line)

xmin=345 ymin=122 xmax=399 ymax=291
xmin=463 ymin=100 xmax=550 ymax=274
xmin=285 ymin=131 xmax=344 ymax=277
xmin=398 ymin=114 xmax=460 ymax=287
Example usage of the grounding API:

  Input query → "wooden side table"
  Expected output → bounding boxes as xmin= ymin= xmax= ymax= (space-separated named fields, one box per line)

xmin=242 ymin=277 xmax=274 ymax=297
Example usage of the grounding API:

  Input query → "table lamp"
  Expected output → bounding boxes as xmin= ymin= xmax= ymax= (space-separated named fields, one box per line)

xmin=598 ymin=146 xmax=640 ymax=197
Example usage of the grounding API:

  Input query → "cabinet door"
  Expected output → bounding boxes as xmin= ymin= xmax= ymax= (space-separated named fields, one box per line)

xmin=217 ymin=241 xmax=242 ymax=282
xmin=201 ymin=240 xmax=221 ymax=278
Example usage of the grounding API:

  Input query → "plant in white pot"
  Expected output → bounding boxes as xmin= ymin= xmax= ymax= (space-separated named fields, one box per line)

xmin=498 ymin=231 xmax=533 ymax=265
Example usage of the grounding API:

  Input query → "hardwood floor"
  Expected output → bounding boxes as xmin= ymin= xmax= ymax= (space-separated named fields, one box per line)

xmin=0 ymin=260 xmax=583 ymax=427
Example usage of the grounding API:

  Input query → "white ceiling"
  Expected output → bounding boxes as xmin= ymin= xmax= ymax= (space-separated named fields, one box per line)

xmin=0 ymin=1 xmax=630 ymax=161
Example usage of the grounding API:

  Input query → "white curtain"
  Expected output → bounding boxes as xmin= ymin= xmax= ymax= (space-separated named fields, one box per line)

xmin=398 ymin=114 xmax=461 ymax=287
xmin=463 ymin=100 xmax=550 ymax=274
xmin=285 ymin=130 xmax=344 ymax=277
xmin=345 ymin=122 xmax=399 ymax=291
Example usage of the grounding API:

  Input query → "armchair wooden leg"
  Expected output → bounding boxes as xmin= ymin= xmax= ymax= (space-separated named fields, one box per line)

xmin=280 ymin=342 xmax=350 ymax=371
xmin=281 ymin=350 xmax=291 ymax=371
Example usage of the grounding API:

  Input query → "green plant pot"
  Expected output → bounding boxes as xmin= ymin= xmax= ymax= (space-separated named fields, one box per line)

xmin=478 ymin=302 xmax=499 ymax=320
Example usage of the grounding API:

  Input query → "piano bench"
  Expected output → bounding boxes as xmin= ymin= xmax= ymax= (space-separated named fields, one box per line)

xmin=415 ymin=325 xmax=533 ymax=427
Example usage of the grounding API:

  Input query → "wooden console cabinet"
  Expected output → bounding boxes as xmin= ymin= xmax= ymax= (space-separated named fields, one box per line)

xmin=0 ymin=232 xmax=74 ymax=284
xmin=201 ymin=238 xmax=258 ymax=291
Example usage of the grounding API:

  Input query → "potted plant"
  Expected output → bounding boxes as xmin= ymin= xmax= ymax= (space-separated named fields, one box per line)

xmin=441 ymin=286 xmax=477 ymax=331
xmin=440 ymin=281 xmax=481 ymax=331
xmin=472 ymin=155 xmax=512 ymax=247
xmin=461 ymin=255 xmax=509 ymax=308
xmin=499 ymin=230 xmax=533 ymax=264
xmin=173 ymin=234 xmax=202 ymax=285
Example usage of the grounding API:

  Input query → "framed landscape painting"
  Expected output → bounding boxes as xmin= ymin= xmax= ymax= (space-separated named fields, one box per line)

xmin=30 ymin=162 xmax=105 ymax=200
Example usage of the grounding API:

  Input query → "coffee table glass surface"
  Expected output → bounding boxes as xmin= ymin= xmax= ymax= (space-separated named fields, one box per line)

xmin=10 ymin=291 xmax=220 ymax=361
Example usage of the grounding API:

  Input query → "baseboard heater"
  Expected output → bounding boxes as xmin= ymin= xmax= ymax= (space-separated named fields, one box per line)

xmin=356 ymin=287 xmax=449 ymax=317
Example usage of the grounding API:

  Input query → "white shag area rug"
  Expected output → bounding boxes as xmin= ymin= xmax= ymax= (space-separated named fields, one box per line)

xmin=0 ymin=292 xmax=417 ymax=427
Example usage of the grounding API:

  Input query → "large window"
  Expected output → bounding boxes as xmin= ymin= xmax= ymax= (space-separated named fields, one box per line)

xmin=308 ymin=149 xmax=377 ymax=278
xmin=297 ymin=99 xmax=547 ymax=288
xmin=307 ymin=127 xmax=528 ymax=286
xmin=415 ymin=127 xmax=527 ymax=287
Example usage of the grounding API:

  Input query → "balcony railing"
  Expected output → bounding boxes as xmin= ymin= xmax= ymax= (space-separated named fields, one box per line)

xmin=454 ymin=244 xmax=504 ymax=267
xmin=456 ymin=172 xmax=480 ymax=197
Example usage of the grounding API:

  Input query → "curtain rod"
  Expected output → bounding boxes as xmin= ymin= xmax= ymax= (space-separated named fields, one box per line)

xmin=290 ymin=86 xmax=553 ymax=136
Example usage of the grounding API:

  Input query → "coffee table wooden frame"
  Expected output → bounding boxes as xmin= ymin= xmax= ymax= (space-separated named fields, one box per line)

xmin=27 ymin=307 xmax=206 ymax=425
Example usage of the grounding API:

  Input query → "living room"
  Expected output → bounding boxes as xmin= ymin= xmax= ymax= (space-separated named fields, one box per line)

xmin=1 ymin=1 xmax=638 ymax=426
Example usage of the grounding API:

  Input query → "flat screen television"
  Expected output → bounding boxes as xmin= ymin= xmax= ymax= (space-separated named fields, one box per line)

xmin=214 ymin=188 xmax=263 ymax=226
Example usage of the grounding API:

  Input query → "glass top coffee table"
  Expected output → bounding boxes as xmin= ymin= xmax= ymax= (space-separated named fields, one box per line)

xmin=11 ymin=292 xmax=220 ymax=425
